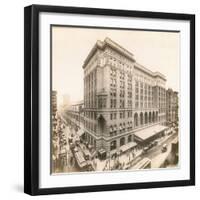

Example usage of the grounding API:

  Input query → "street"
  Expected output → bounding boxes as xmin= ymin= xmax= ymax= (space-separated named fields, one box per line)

xmin=52 ymin=111 xmax=179 ymax=173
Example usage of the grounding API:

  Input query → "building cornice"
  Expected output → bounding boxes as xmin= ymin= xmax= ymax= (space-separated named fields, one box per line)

xmin=135 ymin=62 xmax=166 ymax=81
xmin=82 ymin=37 xmax=166 ymax=82
xmin=82 ymin=37 xmax=135 ymax=69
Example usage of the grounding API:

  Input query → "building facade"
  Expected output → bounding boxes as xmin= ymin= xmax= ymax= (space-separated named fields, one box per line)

xmin=52 ymin=90 xmax=58 ymax=136
xmin=82 ymin=38 xmax=167 ymax=155
xmin=52 ymin=90 xmax=57 ymax=120
xmin=51 ymin=90 xmax=59 ymax=171
xmin=65 ymin=101 xmax=84 ymax=131
xmin=166 ymin=88 xmax=179 ymax=126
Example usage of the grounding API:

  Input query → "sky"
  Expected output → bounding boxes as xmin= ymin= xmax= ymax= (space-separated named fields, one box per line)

xmin=52 ymin=26 xmax=180 ymax=106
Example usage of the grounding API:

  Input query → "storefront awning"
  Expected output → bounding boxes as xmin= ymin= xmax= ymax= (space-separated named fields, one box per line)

xmin=120 ymin=142 xmax=137 ymax=152
xmin=134 ymin=125 xmax=167 ymax=142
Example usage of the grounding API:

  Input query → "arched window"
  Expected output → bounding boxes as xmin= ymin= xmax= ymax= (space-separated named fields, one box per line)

xmin=145 ymin=112 xmax=148 ymax=124
xmin=149 ymin=112 xmax=152 ymax=123
xmin=156 ymin=111 xmax=158 ymax=121
xmin=128 ymin=135 xmax=132 ymax=143
xmin=120 ymin=137 xmax=125 ymax=146
xmin=153 ymin=112 xmax=155 ymax=122
xmin=134 ymin=113 xmax=138 ymax=127
xmin=140 ymin=112 xmax=143 ymax=126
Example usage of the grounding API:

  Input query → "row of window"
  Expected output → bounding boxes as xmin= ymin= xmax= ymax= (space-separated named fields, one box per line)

xmin=111 ymin=111 xmax=133 ymax=120
xmin=84 ymin=111 xmax=97 ymax=120
xmin=110 ymin=98 xmax=117 ymax=108
xmin=84 ymin=120 xmax=97 ymax=133
xmin=108 ymin=57 xmax=132 ymax=72
xmin=84 ymin=69 xmax=97 ymax=108
xmin=110 ymin=135 xmax=133 ymax=150
xmin=98 ymin=98 xmax=107 ymax=109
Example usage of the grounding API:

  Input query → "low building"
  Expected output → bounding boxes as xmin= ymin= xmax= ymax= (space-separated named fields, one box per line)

xmin=65 ymin=100 xmax=84 ymax=131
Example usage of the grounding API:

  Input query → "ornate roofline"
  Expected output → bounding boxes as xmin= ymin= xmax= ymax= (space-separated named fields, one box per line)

xmin=82 ymin=37 xmax=135 ymax=69
xmin=135 ymin=62 xmax=166 ymax=81
xmin=82 ymin=38 xmax=166 ymax=82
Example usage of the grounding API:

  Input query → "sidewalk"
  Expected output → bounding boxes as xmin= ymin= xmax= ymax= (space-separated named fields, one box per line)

xmin=93 ymin=148 xmax=143 ymax=171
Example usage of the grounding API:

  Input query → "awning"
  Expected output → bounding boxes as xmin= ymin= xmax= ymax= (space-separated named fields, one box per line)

xmin=120 ymin=142 xmax=137 ymax=152
xmin=134 ymin=125 xmax=167 ymax=142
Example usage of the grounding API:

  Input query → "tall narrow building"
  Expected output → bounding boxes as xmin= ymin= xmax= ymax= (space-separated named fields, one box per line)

xmin=166 ymin=88 xmax=179 ymax=126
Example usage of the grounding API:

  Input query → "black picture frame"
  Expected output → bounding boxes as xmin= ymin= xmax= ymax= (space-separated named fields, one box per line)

xmin=24 ymin=4 xmax=195 ymax=196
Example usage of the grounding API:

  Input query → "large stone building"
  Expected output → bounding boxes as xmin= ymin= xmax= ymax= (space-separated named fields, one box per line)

xmin=166 ymin=88 xmax=179 ymax=126
xmin=82 ymin=37 xmax=167 ymax=155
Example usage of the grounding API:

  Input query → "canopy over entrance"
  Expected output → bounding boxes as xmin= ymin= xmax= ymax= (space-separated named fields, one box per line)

xmin=120 ymin=142 xmax=137 ymax=152
xmin=134 ymin=125 xmax=167 ymax=142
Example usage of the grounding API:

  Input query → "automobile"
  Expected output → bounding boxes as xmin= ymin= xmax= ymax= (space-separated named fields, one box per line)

xmin=161 ymin=144 xmax=167 ymax=153
xmin=143 ymin=147 xmax=149 ymax=154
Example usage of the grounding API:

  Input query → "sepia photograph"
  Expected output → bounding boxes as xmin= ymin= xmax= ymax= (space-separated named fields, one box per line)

xmin=51 ymin=26 xmax=180 ymax=174
xmin=24 ymin=5 xmax=195 ymax=195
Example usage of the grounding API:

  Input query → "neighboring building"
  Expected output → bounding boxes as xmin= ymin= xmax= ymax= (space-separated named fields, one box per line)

xmin=52 ymin=90 xmax=58 ymax=135
xmin=52 ymin=90 xmax=57 ymax=120
xmin=51 ymin=90 xmax=58 ymax=172
xmin=166 ymin=88 xmax=179 ymax=126
xmin=82 ymin=37 xmax=167 ymax=156
xmin=65 ymin=101 xmax=84 ymax=130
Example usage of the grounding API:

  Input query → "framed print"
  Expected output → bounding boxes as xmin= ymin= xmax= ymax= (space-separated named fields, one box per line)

xmin=24 ymin=4 xmax=195 ymax=195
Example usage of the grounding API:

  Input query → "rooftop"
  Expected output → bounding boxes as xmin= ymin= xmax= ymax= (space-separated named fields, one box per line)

xmin=134 ymin=124 xmax=168 ymax=141
xmin=83 ymin=37 xmax=135 ymax=69
xmin=82 ymin=38 xmax=166 ymax=81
